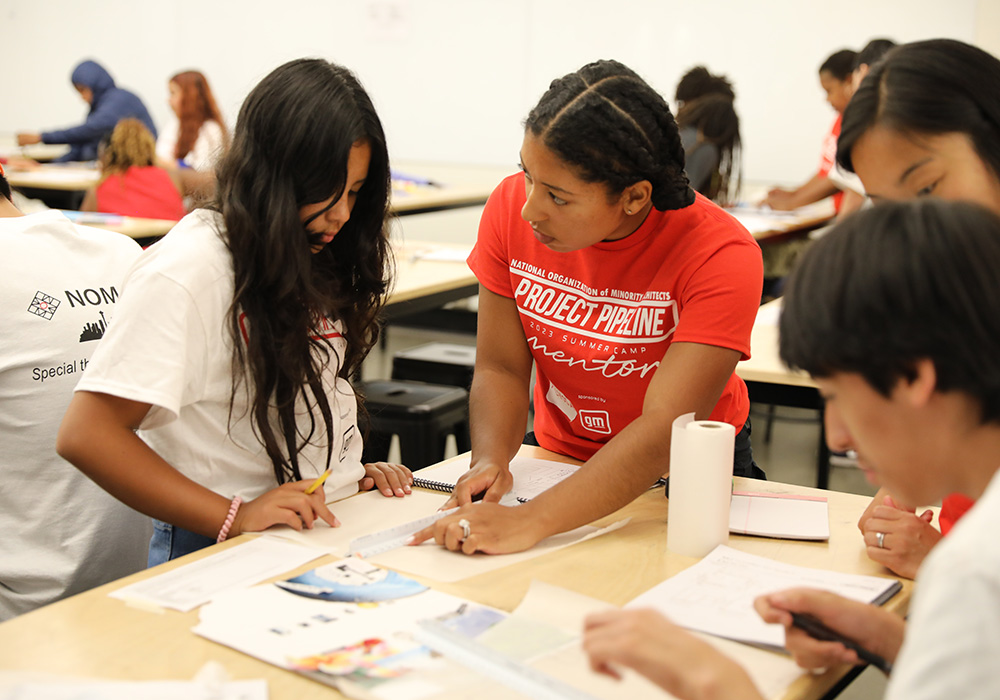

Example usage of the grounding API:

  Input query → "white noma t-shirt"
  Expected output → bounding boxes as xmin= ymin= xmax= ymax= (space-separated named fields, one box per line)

xmin=76 ymin=209 xmax=364 ymax=504
xmin=0 ymin=210 xmax=151 ymax=620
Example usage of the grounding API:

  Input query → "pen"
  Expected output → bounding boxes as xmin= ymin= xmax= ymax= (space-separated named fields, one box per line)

xmin=790 ymin=612 xmax=894 ymax=675
xmin=305 ymin=468 xmax=331 ymax=495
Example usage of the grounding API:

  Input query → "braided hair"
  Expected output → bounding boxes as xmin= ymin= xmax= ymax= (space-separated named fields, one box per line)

xmin=525 ymin=59 xmax=694 ymax=212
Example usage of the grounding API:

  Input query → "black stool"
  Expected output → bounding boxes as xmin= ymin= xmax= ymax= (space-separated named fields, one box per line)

xmin=360 ymin=379 xmax=471 ymax=470
xmin=391 ymin=342 xmax=476 ymax=389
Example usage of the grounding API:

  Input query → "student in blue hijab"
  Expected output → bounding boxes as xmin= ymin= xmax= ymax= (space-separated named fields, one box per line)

xmin=17 ymin=60 xmax=156 ymax=162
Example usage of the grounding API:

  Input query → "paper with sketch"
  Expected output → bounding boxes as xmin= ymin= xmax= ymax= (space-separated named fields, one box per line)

xmin=368 ymin=518 xmax=629 ymax=583
xmin=109 ymin=537 xmax=322 ymax=612
xmin=627 ymin=545 xmax=901 ymax=648
xmin=264 ymin=489 xmax=451 ymax=555
xmin=264 ymin=488 xmax=629 ymax=583
xmin=412 ymin=454 xmax=580 ymax=502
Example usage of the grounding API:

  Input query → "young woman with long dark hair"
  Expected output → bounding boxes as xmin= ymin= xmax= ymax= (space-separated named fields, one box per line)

xmin=58 ymin=58 xmax=411 ymax=565
xmin=156 ymin=70 xmax=229 ymax=172
xmin=835 ymin=38 xmax=1000 ymax=579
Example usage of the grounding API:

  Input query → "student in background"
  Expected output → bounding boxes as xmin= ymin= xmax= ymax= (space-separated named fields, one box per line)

xmin=413 ymin=59 xmax=763 ymax=555
xmin=0 ymin=162 xmax=150 ymax=620
xmin=57 ymin=59 xmax=411 ymax=565
xmin=583 ymin=200 xmax=1000 ymax=700
xmin=676 ymin=93 xmax=741 ymax=205
xmin=835 ymin=38 xmax=1000 ymax=578
xmin=674 ymin=65 xmax=735 ymax=107
xmin=852 ymin=37 xmax=897 ymax=90
xmin=156 ymin=70 xmax=228 ymax=172
xmin=764 ymin=49 xmax=856 ymax=213
xmin=82 ymin=119 xmax=186 ymax=221
xmin=156 ymin=70 xmax=228 ymax=206
xmin=16 ymin=60 xmax=156 ymax=163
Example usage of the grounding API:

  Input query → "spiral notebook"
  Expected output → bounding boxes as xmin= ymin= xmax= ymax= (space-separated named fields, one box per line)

xmin=413 ymin=455 xmax=580 ymax=503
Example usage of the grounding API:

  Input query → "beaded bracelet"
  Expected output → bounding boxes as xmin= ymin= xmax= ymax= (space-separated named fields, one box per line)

xmin=217 ymin=496 xmax=243 ymax=543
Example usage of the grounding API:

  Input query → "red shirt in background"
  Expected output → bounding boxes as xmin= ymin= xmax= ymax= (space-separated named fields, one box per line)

xmin=818 ymin=115 xmax=844 ymax=212
xmin=96 ymin=166 xmax=185 ymax=221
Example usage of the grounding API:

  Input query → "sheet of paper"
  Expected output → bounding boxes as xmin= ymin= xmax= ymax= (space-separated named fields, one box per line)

xmin=627 ymin=545 xmax=900 ymax=648
xmin=754 ymin=300 xmax=782 ymax=327
xmin=369 ymin=519 xmax=627 ymax=582
xmin=109 ymin=537 xmax=323 ymax=612
xmin=0 ymin=678 xmax=267 ymax=700
xmin=264 ymin=489 xmax=451 ymax=555
xmin=729 ymin=492 xmax=830 ymax=540
xmin=511 ymin=580 xmax=802 ymax=700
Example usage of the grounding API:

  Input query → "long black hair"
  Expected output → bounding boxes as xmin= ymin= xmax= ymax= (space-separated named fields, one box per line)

xmin=524 ymin=59 xmax=694 ymax=211
xmin=837 ymin=39 xmax=1000 ymax=182
xmin=214 ymin=58 xmax=392 ymax=485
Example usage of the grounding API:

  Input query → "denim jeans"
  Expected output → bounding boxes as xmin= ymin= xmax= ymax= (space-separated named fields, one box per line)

xmin=147 ymin=519 xmax=217 ymax=568
xmin=522 ymin=415 xmax=765 ymax=488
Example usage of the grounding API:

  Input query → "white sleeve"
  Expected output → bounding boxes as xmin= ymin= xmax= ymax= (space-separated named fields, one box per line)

xmin=155 ymin=116 xmax=179 ymax=163
xmin=187 ymin=120 xmax=225 ymax=171
xmin=75 ymin=268 xmax=209 ymax=429
xmin=884 ymin=545 xmax=1000 ymax=700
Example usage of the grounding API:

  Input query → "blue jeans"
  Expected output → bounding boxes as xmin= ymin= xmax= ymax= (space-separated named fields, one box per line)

xmin=147 ymin=519 xmax=217 ymax=568
xmin=522 ymin=415 xmax=765 ymax=490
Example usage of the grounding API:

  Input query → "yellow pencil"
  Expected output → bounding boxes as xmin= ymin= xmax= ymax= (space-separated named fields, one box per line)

xmin=305 ymin=468 xmax=331 ymax=495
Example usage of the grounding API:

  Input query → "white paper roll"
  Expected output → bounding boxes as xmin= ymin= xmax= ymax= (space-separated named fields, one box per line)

xmin=666 ymin=412 xmax=735 ymax=558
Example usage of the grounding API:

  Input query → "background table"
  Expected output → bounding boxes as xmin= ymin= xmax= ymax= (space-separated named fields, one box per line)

xmin=737 ymin=300 xmax=831 ymax=488
xmin=0 ymin=445 xmax=907 ymax=700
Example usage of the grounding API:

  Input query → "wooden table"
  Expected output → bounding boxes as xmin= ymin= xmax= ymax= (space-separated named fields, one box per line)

xmin=383 ymin=240 xmax=477 ymax=321
xmin=390 ymin=161 xmax=508 ymax=215
xmin=726 ymin=201 xmax=834 ymax=243
xmin=737 ymin=300 xmax=831 ymax=488
xmin=0 ymin=445 xmax=906 ymax=700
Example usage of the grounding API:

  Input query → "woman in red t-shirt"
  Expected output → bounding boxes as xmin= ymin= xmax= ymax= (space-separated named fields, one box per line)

xmin=82 ymin=118 xmax=186 ymax=221
xmin=836 ymin=39 xmax=1000 ymax=579
xmin=413 ymin=60 xmax=763 ymax=556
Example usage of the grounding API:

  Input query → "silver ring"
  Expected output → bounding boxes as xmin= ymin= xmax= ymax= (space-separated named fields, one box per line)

xmin=458 ymin=518 xmax=471 ymax=541
xmin=876 ymin=531 xmax=886 ymax=549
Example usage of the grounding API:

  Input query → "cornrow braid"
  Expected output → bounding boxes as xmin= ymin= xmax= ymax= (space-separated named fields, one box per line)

xmin=525 ymin=59 xmax=694 ymax=211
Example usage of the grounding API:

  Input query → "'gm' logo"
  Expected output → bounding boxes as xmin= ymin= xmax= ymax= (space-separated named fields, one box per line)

xmin=579 ymin=410 xmax=612 ymax=434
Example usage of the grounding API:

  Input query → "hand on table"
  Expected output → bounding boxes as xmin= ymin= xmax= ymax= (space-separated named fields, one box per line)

xmin=359 ymin=461 xmax=412 ymax=497
xmin=763 ymin=188 xmax=795 ymax=211
xmin=859 ymin=494 xmax=940 ymax=579
xmin=3 ymin=155 xmax=40 ymax=170
xmin=410 ymin=501 xmax=544 ymax=555
xmin=232 ymin=480 xmax=339 ymax=535
xmin=442 ymin=460 xmax=513 ymax=508
xmin=583 ymin=609 xmax=762 ymax=700
xmin=754 ymin=588 xmax=904 ymax=672
xmin=16 ymin=132 xmax=42 ymax=147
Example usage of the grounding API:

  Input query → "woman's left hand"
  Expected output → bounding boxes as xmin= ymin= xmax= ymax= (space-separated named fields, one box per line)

xmin=359 ymin=461 xmax=412 ymax=497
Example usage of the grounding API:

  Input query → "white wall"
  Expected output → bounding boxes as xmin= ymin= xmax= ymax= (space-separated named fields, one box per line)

xmin=1 ymin=0 xmax=990 ymax=186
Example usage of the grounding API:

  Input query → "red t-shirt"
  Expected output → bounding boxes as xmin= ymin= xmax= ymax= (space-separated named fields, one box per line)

xmin=940 ymin=493 xmax=975 ymax=535
xmin=96 ymin=166 xmax=185 ymax=221
xmin=468 ymin=174 xmax=762 ymax=461
xmin=818 ymin=115 xmax=844 ymax=212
